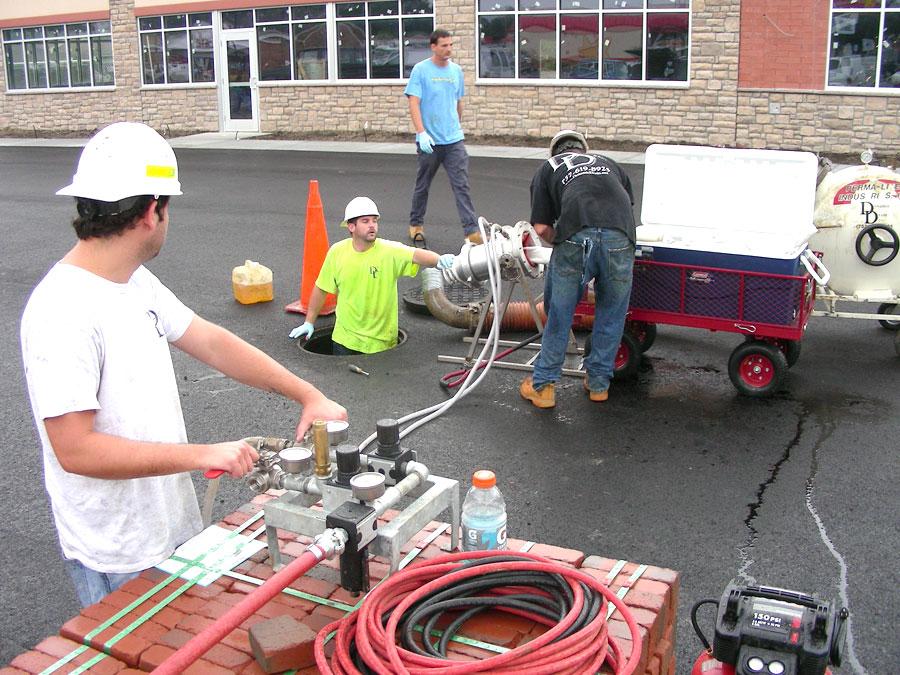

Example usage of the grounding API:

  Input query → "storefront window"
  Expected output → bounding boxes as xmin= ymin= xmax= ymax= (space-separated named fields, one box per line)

xmin=2 ymin=20 xmax=113 ymax=90
xmin=828 ymin=1 xmax=899 ymax=88
xmin=478 ymin=0 xmax=689 ymax=82
xmin=139 ymin=12 xmax=214 ymax=85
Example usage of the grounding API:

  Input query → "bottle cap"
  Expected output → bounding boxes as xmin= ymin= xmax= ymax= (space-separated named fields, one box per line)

xmin=472 ymin=469 xmax=496 ymax=488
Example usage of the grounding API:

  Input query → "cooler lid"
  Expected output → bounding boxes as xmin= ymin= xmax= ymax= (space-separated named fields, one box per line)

xmin=641 ymin=144 xmax=819 ymax=239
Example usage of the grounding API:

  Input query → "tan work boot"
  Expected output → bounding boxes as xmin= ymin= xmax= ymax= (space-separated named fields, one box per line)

xmin=465 ymin=232 xmax=483 ymax=245
xmin=520 ymin=376 xmax=555 ymax=408
xmin=409 ymin=225 xmax=426 ymax=247
xmin=583 ymin=378 xmax=609 ymax=402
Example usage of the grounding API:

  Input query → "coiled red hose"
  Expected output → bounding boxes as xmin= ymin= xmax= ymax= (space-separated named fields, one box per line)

xmin=315 ymin=550 xmax=643 ymax=674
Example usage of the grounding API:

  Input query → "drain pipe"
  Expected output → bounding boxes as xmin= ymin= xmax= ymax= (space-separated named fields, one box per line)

xmin=153 ymin=528 xmax=348 ymax=675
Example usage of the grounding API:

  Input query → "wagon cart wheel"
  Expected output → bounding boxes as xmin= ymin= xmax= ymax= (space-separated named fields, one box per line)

xmin=626 ymin=320 xmax=657 ymax=353
xmin=728 ymin=341 xmax=788 ymax=397
xmin=876 ymin=303 xmax=900 ymax=331
xmin=855 ymin=225 xmax=899 ymax=267
xmin=743 ymin=336 xmax=802 ymax=368
xmin=583 ymin=331 xmax=641 ymax=380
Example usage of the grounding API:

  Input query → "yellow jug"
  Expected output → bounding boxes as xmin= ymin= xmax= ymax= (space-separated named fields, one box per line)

xmin=232 ymin=260 xmax=273 ymax=304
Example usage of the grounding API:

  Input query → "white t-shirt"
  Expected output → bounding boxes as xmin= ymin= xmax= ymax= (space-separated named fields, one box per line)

xmin=20 ymin=263 xmax=203 ymax=573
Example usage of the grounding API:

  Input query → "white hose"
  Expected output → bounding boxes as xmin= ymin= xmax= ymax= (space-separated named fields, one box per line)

xmin=357 ymin=217 xmax=507 ymax=453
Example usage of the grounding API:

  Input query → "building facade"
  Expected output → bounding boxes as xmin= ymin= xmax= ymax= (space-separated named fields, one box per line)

xmin=1 ymin=0 xmax=897 ymax=154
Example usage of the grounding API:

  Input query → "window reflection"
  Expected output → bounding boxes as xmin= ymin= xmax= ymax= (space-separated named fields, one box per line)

xmin=560 ymin=14 xmax=599 ymax=79
xmin=520 ymin=14 xmax=557 ymax=78
xmin=602 ymin=12 xmax=641 ymax=80
xmin=480 ymin=15 xmax=515 ymax=77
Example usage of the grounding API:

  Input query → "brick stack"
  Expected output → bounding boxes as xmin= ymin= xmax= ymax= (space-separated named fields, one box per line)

xmin=2 ymin=493 xmax=679 ymax=675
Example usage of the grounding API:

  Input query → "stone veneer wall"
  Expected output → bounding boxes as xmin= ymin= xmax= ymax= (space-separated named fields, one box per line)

xmin=1 ymin=0 xmax=898 ymax=154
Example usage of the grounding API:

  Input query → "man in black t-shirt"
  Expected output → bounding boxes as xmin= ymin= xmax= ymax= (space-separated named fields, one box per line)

xmin=520 ymin=130 xmax=636 ymax=409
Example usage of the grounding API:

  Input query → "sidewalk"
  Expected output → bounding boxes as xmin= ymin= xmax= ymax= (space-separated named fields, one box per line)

xmin=0 ymin=131 xmax=647 ymax=164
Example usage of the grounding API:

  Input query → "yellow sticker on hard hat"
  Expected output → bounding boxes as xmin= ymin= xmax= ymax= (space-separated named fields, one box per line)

xmin=146 ymin=164 xmax=176 ymax=178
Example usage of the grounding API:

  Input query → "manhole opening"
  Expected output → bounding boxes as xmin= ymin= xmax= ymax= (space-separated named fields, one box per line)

xmin=300 ymin=326 xmax=408 ymax=355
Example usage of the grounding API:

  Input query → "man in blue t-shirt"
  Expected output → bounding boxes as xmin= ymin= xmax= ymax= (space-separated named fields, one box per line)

xmin=404 ymin=29 xmax=481 ymax=247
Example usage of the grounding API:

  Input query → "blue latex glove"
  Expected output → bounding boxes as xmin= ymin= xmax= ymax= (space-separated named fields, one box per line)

xmin=289 ymin=321 xmax=314 ymax=340
xmin=437 ymin=253 xmax=456 ymax=270
xmin=416 ymin=131 xmax=434 ymax=154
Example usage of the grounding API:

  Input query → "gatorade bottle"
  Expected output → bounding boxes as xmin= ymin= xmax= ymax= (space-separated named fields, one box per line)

xmin=461 ymin=470 xmax=508 ymax=551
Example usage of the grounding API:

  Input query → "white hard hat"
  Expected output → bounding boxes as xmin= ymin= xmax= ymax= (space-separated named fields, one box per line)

xmin=344 ymin=196 xmax=380 ymax=222
xmin=549 ymin=129 xmax=588 ymax=157
xmin=57 ymin=122 xmax=182 ymax=202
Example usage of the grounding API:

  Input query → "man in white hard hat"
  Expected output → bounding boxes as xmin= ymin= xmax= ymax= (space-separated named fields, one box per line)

xmin=519 ymin=129 xmax=636 ymax=408
xmin=20 ymin=122 xmax=347 ymax=606
xmin=289 ymin=196 xmax=456 ymax=354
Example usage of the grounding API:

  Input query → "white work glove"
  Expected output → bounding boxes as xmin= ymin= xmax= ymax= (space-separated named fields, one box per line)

xmin=289 ymin=321 xmax=314 ymax=340
xmin=437 ymin=254 xmax=456 ymax=270
xmin=416 ymin=131 xmax=434 ymax=154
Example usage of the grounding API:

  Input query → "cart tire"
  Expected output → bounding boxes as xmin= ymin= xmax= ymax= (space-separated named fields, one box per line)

xmin=728 ymin=342 xmax=788 ymax=398
xmin=743 ymin=336 xmax=801 ymax=368
xmin=627 ymin=321 xmax=657 ymax=353
xmin=876 ymin=303 xmax=900 ymax=331
xmin=583 ymin=332 xmax=641 ymax=380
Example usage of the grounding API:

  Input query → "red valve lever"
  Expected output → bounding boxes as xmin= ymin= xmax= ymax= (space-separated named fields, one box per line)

xmin=204 ymin=469 xmax=225 ymax=479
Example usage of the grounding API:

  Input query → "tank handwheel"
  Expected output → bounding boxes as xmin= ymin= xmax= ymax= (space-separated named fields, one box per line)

xmin=583 ymin=331 xmax=641 ymax=379
xmin=626 ymin=320 xmax=657 ymax=353
xmin=855 ymin=225 xmax=899 ymax=267
xmin=876 ymin=303 xmax=900 ymax=331
xmin=743 ymin=335 xmax=801 ymax=368
xmin=728 ymin=341 xmax=788 ymax=397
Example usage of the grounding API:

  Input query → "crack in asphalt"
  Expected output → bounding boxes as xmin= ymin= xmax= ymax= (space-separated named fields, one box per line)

xmin=736 ymin=401 xmax=866 ymax=674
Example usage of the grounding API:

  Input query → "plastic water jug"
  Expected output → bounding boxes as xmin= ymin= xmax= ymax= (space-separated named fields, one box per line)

xmin=232 ymin=260 xmax=273 ymax=304
xmin=461 ymin=469 xmax=508 ymax=551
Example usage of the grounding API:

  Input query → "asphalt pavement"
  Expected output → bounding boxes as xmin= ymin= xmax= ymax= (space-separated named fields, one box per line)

xmin=0 ymin=136 xmax=896 ymax=674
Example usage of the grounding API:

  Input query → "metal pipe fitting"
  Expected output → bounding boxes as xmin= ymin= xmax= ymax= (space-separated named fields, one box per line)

xmin=309 ymin=527 xmax=349 ymax=561
xmin=313 ymin=420 xmax=331 ymax=478
xmin=282 ymin=474 xmax=323 ymax=496
xmin=422 ymin=268 xmax=480 ymax=330
xmin=372 ymin=461 xmax=430 ymax=517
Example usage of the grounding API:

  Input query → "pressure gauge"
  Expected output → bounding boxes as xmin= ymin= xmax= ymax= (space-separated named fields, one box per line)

xmin=350 ymin=472 xmax=386 ymax=501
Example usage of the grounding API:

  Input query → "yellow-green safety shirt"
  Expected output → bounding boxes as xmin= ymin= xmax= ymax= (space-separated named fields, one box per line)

xmin=316 ymin=238 xmax=419 ymax=353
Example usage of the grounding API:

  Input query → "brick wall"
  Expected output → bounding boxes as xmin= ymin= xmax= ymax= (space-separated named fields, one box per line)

xmin=738 ymin=0 xmax=829 ymax=90
xmin=1 ymin=0 xmax=898 ymax=154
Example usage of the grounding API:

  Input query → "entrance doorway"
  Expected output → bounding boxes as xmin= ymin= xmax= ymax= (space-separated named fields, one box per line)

xmin=220 ymin=29 xmax=258 ymax=132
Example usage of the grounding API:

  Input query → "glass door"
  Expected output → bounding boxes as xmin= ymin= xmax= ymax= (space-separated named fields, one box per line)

xmin=220 ymin=29 xmax=258 ymax=132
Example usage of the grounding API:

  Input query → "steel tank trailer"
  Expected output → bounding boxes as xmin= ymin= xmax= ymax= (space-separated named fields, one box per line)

xmin=810 ymin=152 xmax=900 ymax=356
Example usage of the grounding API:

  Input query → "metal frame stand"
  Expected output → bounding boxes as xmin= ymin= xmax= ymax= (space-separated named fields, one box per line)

xmin=264 ymin=474 xmax=460 ymax=573
xmin=437 ymin=262 xmax=584 ymax=377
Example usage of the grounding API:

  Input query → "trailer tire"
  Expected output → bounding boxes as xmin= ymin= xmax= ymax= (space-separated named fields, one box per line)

xmin=728 ymin=341 xmax=787 ymax=398
xmin=743 ymin=336 xmax=801 ymax=368
xmin=876 ymin=303 xmax=899 ymax=331
xmin=627 ymin=321 xmax=657 ymax=353
xmin=583 ymin=331 xmax=641 ymax=380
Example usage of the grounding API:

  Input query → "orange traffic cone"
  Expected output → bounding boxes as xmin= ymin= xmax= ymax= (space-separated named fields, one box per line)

xmin=285 ymin=180 xmax=337 ymax=315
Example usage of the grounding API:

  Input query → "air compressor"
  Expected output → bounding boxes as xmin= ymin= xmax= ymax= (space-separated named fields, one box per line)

xmin=690 ymin=582 xmax=848 ymax=675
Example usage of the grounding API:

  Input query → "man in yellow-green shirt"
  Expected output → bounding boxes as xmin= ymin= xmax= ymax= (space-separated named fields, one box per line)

xmin=289 ymin=196 xmax=456 ymax=354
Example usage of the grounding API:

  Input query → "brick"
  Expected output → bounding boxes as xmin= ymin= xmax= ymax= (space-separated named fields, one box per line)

xmin=0 ymin=668 xmax=28 ymax=674
xmin=176 ymin=613 xmax=216 ymax=634
xmin=118 ymin=577 xmax=160 ymax=598
xmin=89 ymin=630 xmax=151 ymax=668
xmin=60 ymin=615 xmax=100 ymax=643
xmin=527 ymin=543 xmax=585 ymax=566
xmin=457 ymin=611 xmax=528 ymax=647
xmin=169 ymin=593 xmax=207 ymax=614
xmin=150 ymin=606 xmax=186 ymax=629
xmin=248 ymin=615 xmax=317 ymax=674
xmin=221 ymin=627 xmax=253 ymax=654
xmin=82 ymin=603 xmax=123 ymax=623
xmin=289 ymin=575 xmax=337 ymax=599
xmin=159 ymin=628 xmax=195 ymax=650
xmin=205 ymin=643 xmax=253 ymax=670
xmin=184 ymin=583 xmax=225 ymax=600
xmin=138 ymin=644 xmax=175 ymax=671
xmin=130 ymin=620 xmax=169 ymax=644
xmin=183 ymin=659 xmax=234 ymax=674
xmin=34 ymin=637 xmax=126 ymax=674
xmin=10 ymin=651 xmax=58 ymax=673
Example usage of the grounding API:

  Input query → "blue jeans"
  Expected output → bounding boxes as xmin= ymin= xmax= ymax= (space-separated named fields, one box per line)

xmin=332 ymin=341 xmax=363 ymax=356
xmin=409 ymin=141 xmax=478 ymax=236
xmin=533 ymin=228 xmax=634 ymax=393
xmin=64 ymin=558 xmax=142 ymax=607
